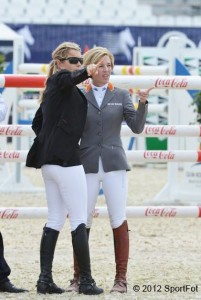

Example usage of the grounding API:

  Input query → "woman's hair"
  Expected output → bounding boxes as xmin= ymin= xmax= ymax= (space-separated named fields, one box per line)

xmin=39 ymin=41 xmax=81 ymax=103
xmin=48 ymin=41 xmax=81 ymax=77
xmin=83 ymin=47 xmax=114 ymax=68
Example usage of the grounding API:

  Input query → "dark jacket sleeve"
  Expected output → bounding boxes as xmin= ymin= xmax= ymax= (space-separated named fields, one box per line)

xmin=32 ymin=105 xmax=43 ymax=136
xmin=55 ymin=68 xmax=90 ymax=88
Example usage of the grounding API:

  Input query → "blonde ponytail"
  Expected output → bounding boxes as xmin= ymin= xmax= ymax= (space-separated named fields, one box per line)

xmin=39 ymin=42 xmax=81 ymax=103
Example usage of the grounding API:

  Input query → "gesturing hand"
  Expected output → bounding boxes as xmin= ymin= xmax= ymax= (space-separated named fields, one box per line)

xmin=137 ymin=86 xmax=155 ymax=104
xmin=86 ymin=59 xmax=103 ymax=77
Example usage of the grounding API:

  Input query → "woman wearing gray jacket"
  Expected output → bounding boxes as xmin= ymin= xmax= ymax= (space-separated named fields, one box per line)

xmin=67 ymin=47 xmax=150 ymax=293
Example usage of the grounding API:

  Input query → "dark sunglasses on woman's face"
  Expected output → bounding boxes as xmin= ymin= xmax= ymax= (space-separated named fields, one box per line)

xmin=60 ymin=57 xmax=83 ymax=64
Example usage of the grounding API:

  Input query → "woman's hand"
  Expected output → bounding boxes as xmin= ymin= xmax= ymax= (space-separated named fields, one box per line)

xmin=86 ymin=59 xmax=103 ymax=77
xmin=137 ymin=86 xmax=155 ymax=104
xmin=81 ymin=78 xmax=91 ymax=87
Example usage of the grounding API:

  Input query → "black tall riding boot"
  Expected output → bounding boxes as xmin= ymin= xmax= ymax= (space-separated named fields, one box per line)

xmin=37 ymin=226 xmax=65 ymax=294
xmin=71 ymin=223 xmax=103 ymax=295
xmin=66 ymin=228 xmax=90 ymax=292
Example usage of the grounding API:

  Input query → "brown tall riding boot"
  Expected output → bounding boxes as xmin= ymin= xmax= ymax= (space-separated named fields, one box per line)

xmin=66 ymin=253 xmax=79 ymax=292
xmin=66 ymin=228 xmax=90 ymax=292
xmin=110 ymin=220 xmax=129 ymax=293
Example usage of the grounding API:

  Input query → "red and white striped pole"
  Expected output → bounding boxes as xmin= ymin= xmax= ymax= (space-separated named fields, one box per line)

xmin=1 ymin=74 xmax=201 ymax=89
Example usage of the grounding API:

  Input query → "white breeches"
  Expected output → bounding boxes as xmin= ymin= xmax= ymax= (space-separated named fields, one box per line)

xmin=86 ymin=158 xmax=128 ymax=229
xmin=41 ymin=164 xmax=87 ymax=231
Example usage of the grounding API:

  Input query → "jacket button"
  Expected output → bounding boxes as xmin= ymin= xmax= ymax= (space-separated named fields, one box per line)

xmin=98 ymin=132 xmax=102 ymax=136
xmin=98 ymin=143 xmax=101 ymax=147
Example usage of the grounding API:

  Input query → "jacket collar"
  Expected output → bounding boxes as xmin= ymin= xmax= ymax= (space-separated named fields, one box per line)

xmin=85 ymin=82 xmax=114 ymax=110
xmin=85 ymin=82 xmax=114 ymax=93
xmin=85 ymin=82 xmax=115 ymax=110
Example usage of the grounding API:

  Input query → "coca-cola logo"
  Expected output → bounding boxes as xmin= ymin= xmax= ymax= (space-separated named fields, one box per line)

xmin=0 ymin=151 xmax=20 ymax=159
xmin=144 ymin=151 xmax=175 ymax=160
xmin=145 ymin=207 xmax=177 ymax=217
xmin=144 ymin=126 xmax=176 ymax=136
xmin=155 ymin=78 xmax=188 ymax=88
xmin=0 ymin=209 xmax=19 ymax=219
xmin=0 ymin=126 xmax=23 ymax=136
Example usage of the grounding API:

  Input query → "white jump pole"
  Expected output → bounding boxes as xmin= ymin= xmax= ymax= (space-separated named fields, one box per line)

xmin=0 ymin=150 xmax=200 ymax=163
xmin=0 ymin=124 xmax=201 ymax=137
xmin=18 ymin=99 xmax=168 ymax=114
xmin=18 ymin=63 xmax=168 ymax=76
xmin=112 ymin=65 xmax=168 ymax=75
xmin=18 ymin=63 xmax=48 ymax=74
xmin=1 ymin=206 xmax=201 ymax=219
xmin=18 ymin=99 xmax=39 ymax=109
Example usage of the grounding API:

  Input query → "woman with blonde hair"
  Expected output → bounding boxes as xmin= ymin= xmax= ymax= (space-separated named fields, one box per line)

xmin=67 ymin=46 xmax=150 ymax=293
xmin=26 ymin=42 xmax=103 ymax=295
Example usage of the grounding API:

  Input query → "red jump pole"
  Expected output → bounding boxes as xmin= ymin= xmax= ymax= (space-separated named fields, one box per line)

xmin=4 ymin=75 xmax=46 ymax=88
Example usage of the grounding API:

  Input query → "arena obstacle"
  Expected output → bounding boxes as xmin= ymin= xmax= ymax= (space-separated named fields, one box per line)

xmin=1 ymin=124 xmax=200 ymax=138
xmin=1 ymin=123 xmax=200 ymax=193
xmin=0 ymin=150 xmax=200 ymax=163
xmin=1 ymin=206 xmax=201 ymax=219
xmin=18 ymin=99 xmax=168 ymax=114
xmin=1 ymin=37 xmax=201 ymax=203
xmin=153 ymin=37 xmax=201 ymax=205
xmin=1 ymin=121 xmax=200 ymax=192
xmin=18 ymin=63 xmax=168 ymax=76
xmin=1 ymin=74 xmax=201 ymax=89
xmin=113 ymin=65 xmax=168 ymax=76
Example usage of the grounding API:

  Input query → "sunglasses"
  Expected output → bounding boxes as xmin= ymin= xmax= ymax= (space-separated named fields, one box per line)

xmin=60 ymin=57 xmax=83 ymax=64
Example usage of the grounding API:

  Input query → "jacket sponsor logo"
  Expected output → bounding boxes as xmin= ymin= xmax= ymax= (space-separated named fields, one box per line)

xmin=107 ymin=103 xmax=122 ymax=106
